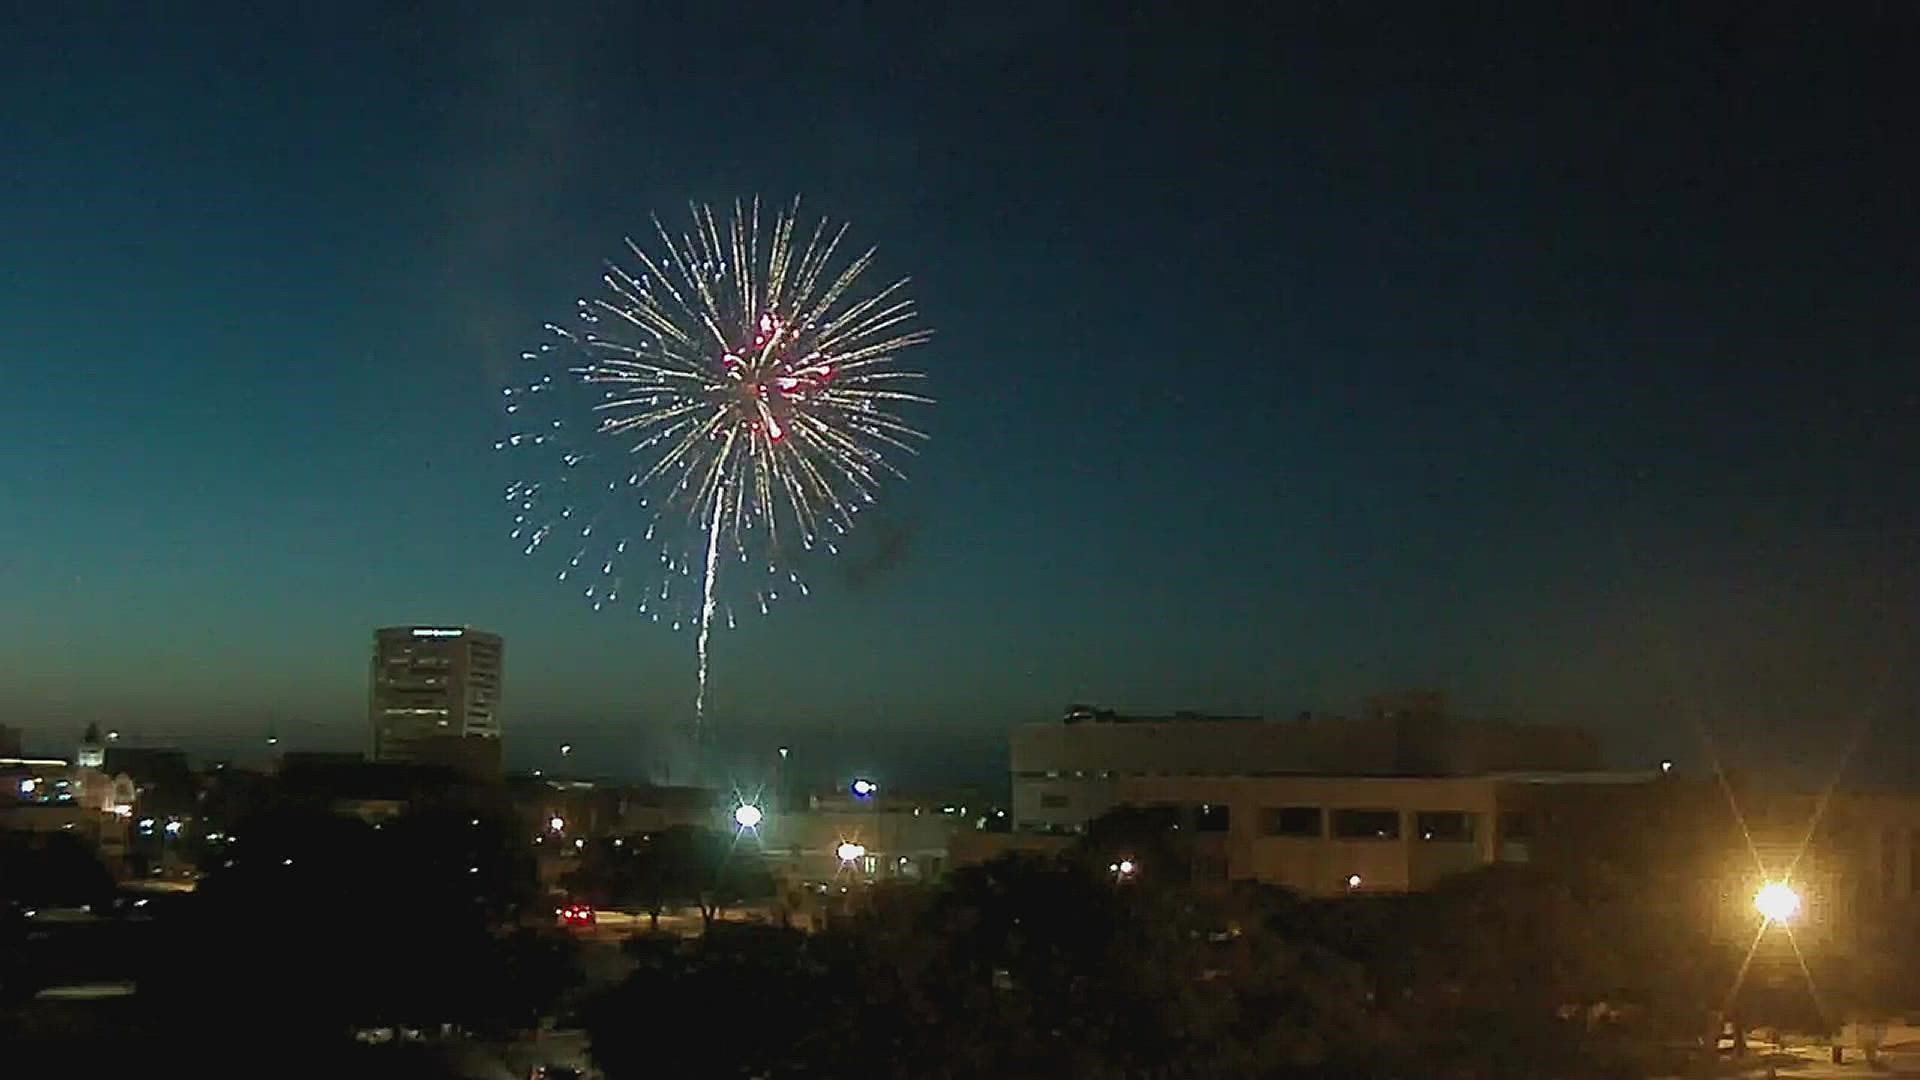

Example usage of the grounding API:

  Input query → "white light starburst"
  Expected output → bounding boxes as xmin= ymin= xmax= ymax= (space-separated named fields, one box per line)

xmin=501 ymin=198 xmax=933 ymax=729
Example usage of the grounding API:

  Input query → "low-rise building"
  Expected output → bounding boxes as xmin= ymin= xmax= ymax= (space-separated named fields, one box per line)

xmin=989 ymin=766 xmax=1658 ymax=896
xmin=1 ymin=730 xmax=137 ymax=870
xmin=1012 ymin=695 xmax=1600 ymax=836
xmin=748 ymin=786 xmax=971 ymax=889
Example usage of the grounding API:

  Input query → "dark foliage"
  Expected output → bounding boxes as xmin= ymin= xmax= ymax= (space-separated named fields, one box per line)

xmin=0 ymin=830 xmax=118 ymax=909
xmin=137 ymin=803 xmax=576 ymax=1045
xmin=565 ymin=825 xmax=775 ymax=931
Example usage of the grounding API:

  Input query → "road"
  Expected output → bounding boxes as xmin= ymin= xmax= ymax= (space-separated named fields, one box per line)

xmin=1658 ymin=1028 xmax=1920 ymax=1079
xmin=562 ymin=906 xmax=776 ymax=942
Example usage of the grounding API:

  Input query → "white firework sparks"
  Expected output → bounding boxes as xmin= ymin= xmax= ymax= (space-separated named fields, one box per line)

xmin=500 ymin=198 xmax=933 ymax=733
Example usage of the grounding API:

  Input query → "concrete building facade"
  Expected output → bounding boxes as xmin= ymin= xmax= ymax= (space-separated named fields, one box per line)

xmin=369 ymin=626 xmax=503 ymax=764
xmin=752 ymin=787 xmax=968 ymax=891
xmin=1012 ymin=769 xmax=1656 ymax=896
xmin=1012 ymin=696 xmax=1600 ymax=835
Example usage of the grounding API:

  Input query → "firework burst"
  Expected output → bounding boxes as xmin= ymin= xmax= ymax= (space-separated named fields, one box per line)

xmin=500 ymin=198 xmax=933 ymax=731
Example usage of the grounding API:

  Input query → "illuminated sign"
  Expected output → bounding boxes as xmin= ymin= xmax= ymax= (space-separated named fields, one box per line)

xmin=411 ymin=628 xmax=464 ymax=638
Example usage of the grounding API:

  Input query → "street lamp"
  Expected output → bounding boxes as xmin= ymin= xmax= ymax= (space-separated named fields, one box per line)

xmin=1346 ymin=874 xmax=1363 ymax=891
xmin=850 ymin=778 xmax=878 ymax=799
xmin=1755 ymin=881 xmax=1802 ymax=925
xmin=548 ymin=816 xmax=565 ymax=833
xmin=560 ymin=743 xmax=573 ymax=757
xmin=836 ymin=841 xmax=866 ymax=863
xmin=1109 ymin=858 xmax=1137 ymax=881
xmin=733 ymin=803 xmax=764 ymax=829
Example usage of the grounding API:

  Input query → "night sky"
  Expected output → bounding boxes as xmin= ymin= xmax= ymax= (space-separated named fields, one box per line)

xmin=3 ymin=5 xmax=1915 ymax=783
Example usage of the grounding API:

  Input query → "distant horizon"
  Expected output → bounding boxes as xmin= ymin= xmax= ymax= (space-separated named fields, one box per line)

xmin=10 ymin=693 xmax=1914 ymax=796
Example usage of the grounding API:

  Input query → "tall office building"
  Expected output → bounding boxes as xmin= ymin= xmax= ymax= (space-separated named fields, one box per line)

xmin=369 ymin=626 xmax=503 ymax=764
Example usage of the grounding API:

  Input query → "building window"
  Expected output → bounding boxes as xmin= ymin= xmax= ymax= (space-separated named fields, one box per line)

xmin=1195 ymin=804 xmax=1231 ymax=832
xmin=1415 ymin=811 xmax=1476 ymax=842
xmin=1260 ymin=806 xmax=1323 ymax=838
xmin=1330 ymin=809 xmax=1400 ymax=840
xmin=1498 ymin=812 xmax=1534 ymax=841
xmin=1039 ymin=794 xmax=1070 ymax=809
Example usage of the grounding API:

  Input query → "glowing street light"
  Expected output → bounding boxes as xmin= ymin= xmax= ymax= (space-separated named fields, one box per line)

xmin=733 ymin=803 xmax=764 ymax=829
xmin=1346 ymin=874 xmax=1363 ymax=891
xmin=1755 ymin=881 xmax=1802 ymax=925
xmin=836 ymin=841 xmax=867 ymax=863
xmin=850 ymin=778 xmax=878 ymax=799
xmin=559 ymin=743 xmax=573 ymax=757
xmin=1108 ymin=858 xmax=1137 ymax=880
xmin=548 ymin=816 xmax=566 ymax=833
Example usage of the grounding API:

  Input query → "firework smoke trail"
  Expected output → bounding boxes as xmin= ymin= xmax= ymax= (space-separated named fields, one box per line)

xmin=501 ymin=197 xmax=932 ymax=747
xmin=694 ymin=488 xmax=724 ymax=730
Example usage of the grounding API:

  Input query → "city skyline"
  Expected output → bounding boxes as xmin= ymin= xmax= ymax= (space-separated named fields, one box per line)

xmin=2 ymin=6 xmax=1915 ymax=783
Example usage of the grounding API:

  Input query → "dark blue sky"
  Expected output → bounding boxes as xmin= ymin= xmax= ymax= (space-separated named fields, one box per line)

xmin=3 ymin=4 xmax=1915 ymax=781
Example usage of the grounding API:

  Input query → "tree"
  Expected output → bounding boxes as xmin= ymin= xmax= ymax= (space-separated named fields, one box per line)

xmin=586 ymin=927 xmax=822 ymax=1078
xmin=140 ymin=802 xmax=570 ymax=1046
xmin=1306 ymin=859 xmax=1736 ymax=1078
xmin=0 ymin=831 xmax=117 ymax=909
xmin=630 ymin=825 xmax=775 ymax=933
xmin=580 ymin=852 xmax=1388 ymax=1080
xmin=561 ymin=837 xmax=648 ymax=919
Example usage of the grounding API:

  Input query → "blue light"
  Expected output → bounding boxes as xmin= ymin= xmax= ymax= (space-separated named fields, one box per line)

xmin=850 ymin=778 xmax=877 ymax=799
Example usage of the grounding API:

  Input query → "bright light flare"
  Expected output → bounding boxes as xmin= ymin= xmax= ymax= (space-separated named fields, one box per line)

xmin=836 ymin=841 xmax=866 ymax=863
xmin=1755 ymin=881 xmax=1802 ymax=924
xmin=733 ymin=803 xmax=764 ymax=829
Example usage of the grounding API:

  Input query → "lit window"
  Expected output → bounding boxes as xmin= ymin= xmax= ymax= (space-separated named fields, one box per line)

xmin=1414 ymin=811 xmax=1476 ymax=842
xmin=1195 ymin=804 xmax=1231 ymax=832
